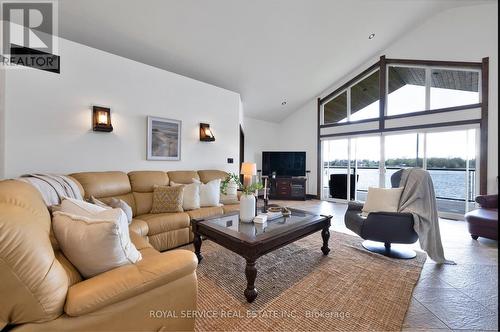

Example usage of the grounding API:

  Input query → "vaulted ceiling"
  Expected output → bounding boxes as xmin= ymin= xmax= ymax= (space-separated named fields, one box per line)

xmin=58 ymin=0 xmax=490 ymax=122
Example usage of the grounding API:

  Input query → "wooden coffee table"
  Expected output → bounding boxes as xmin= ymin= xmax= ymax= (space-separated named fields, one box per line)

xmin=191 ymin=209 xmax=332 ymax=303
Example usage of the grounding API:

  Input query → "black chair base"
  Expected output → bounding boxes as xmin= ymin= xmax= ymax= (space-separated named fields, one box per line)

xmin=362 ymin=240 xmax=417 ymax=259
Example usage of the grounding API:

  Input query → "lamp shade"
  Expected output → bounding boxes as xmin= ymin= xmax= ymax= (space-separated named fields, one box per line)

xmin=241 ymin=162 xmax=257 ymax=176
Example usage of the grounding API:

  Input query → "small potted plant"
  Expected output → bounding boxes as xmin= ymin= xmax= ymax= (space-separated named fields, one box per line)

xmin=239 ymin=182 xmax=263 ymax=222
xmin=220 ymin=173 xmax=240 ymax=197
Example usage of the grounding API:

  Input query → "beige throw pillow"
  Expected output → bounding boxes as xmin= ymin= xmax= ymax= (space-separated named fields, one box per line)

xmin=109 ymin=198 xmax=133 ymax=224
xmin=88 ymin=196 xmax=112 ymax=209
xmin=151 ymin=185 xmax=184 ymax=213
xmin=89 ymin=196 xmax=133 ymax=224
xmin=60 ymin=197 xmax=108 ymax=215
xmin=52 ymin=208 xmax=142 ymax=278
xmin=170 ymin=181 xmax=200 ymax=211
xmin=362 ymin=187 xmax=404 ymax=217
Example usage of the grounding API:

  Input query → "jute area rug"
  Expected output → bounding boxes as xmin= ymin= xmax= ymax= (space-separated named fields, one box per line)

xmin=184 ymin=231 xmax=426 ymax=332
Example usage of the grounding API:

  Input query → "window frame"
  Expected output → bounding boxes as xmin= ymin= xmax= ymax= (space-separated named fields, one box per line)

xmin=384 ymin=63 xmax=482 ymax=118
xmin=317 ymin=56 xmax=489 ymax=197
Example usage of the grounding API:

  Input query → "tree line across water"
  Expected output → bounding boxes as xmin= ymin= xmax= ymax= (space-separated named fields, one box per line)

xmin=325 ymin=157 xmax=475 ymax=169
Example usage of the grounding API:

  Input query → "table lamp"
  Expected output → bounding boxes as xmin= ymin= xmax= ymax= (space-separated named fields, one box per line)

xmin=241 ymin=162 xmax=257 ymax=187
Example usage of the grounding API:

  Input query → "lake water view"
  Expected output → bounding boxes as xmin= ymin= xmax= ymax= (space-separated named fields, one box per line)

xmin=324 ymin=168 xmax=476 ymax=215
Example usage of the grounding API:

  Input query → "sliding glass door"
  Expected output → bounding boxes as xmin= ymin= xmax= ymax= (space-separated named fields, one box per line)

xmin=384 ymin=133 xmax=424 ymax=188
xmin=424 ymin=129 xmax=477 ymax=218
xmin=322 ymin=135 xmax=380 ymax=203
xmin=353 ymin=136 xmax=381 ymax=201
xmin=321 ymin=126 xmax=479 ymax=219
xmin=322 ymin=139 xmax=353 ymax=201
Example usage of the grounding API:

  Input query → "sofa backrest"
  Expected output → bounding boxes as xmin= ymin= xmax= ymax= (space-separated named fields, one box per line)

xmin=0 ymin=180 xmax=69 ymax=328
xmin=128 ymin=171 xmax=169 ymax=216
xmin=70 ymin=170 xmax=229 ymax=217
xmin=70 ymin=171 xmax=137 ymax=216
xmin=167 ymin=170 xmax=200 ymax=184
xmin=198 ymin=170 xmax=229 ymax=183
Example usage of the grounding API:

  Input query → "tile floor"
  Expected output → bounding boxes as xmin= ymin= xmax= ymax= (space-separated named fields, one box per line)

xmin=270 ymin=199 xmax=498 ymax=331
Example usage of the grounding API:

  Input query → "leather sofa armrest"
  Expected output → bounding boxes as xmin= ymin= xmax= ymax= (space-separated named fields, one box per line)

xmin=475 ymin=194 xmax=498 ymax=209
xmin=129 ymin=230 xmax=152 ymax=250
xmin=130 ymin=218 xmax=149 ymax=238
xmin=64 ymin=249 xmax=197 ymax=317
xmin=347 ymin=201 xmax=364 ymax=211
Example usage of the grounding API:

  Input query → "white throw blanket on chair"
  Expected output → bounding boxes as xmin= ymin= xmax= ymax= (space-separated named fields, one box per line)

xmin=398 ymin=168 xmax=455 ymax=265
xmin=18 ymin=173 xmax=83 ymax=206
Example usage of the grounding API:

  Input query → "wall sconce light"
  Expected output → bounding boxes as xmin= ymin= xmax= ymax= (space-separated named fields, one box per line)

xmin=92 ymin=106 xmax=113 ymax=132
xmin=200 ymin=123 xmax=215 ymax=142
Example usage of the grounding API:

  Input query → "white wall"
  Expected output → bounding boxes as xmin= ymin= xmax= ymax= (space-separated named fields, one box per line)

xmin=245 ymin=3 xmax=498 ymax=196
xmin=242 ymin=116 xmax=282 ymax=171
xmin=2 ymin=37 xmax=241 ymax=178
xmin=243 ymin=112 xmax=318 ymax=194
xmin=278 ymin=100 xmax=318 ymax=195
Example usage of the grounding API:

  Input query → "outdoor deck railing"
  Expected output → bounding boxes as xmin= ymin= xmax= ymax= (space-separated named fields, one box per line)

xmin=323 ymin=165 xmax=476 ymax=208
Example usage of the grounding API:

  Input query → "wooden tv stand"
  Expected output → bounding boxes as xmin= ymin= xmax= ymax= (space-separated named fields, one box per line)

xmin=267 ymin=177 xmax=307 ymax=200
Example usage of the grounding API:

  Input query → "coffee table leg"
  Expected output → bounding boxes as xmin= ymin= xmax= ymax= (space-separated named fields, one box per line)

xmin=244 ymin=259 xmax=258 ymax=303
xmin=321 ymin=225 xmax=331 ymax=255
xmin=193 ymin=233 xmax=203 ymax=262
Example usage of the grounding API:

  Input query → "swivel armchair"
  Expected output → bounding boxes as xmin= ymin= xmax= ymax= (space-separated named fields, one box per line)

xmin=344 ymin=169 xmax=418 ymax=259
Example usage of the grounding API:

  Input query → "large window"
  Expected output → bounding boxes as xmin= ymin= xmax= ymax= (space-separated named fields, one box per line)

xmin=387 ymin=66 xmax=426 ymax=116
xmin=430 ymin=69 xmax=480 ymax=109
xmin=387 ymin=66 xmax=480 ymax=116
xmin=322 ymin=70 xmax=380 ymax=124
xmin=322 ymin=128 xmax=479 ymax=219
xmin=323 ymin=92 xmax=347 ymax=124
xmin=318 ymin=56 xmax=488 ymax=199
xmin=350 ymin=70 xmax=380 ymax=121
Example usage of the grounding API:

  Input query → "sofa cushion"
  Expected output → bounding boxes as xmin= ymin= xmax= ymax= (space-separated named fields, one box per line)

xmin=97 ymin=193 xmax=137 ymax=217
xmin=222 ymin=204 xmax=240 ymax=214
xmin=148 ymin=229 xmax=191 ymax=252
xmin=362 ymin=187 xmax=403 ymax=216
xmin=64 ymin=249 xmax=197 ymax=316
xmin=89 ymin=196 xmax=112 ymax=209
xmin=128 ymin=171 xmax=169 ymax=192
xmin=136 ymin=212 xmax=190 ymax=235
xmin=70 ymin=171 xmax=132 ymax=199
xmin=167 ymin=171 xmax=199 ymax=184
xmin=89 ymin=196 xmax=133 ymax=224
xmin=171 ymin=181 xmax=201 ymax=211
xmin=466 ymin=208 xmax=498 ymax=227
xmin=59 ymin=197 xmax=108 ymax=215
xmin=109 ymin=198 xmax=133 ymax=224
xmin=193 ymin=178 xmax=221 ymax=207
xmin=198 ymin=170 xmax=228 ymax=183
xmin=52 ymin=209 xmax=142 ymax=278
xmin=151 ymin=185 xmax=184 ymax=213
xmin=133 ymin=192 xmax=153 ymax=216
xmin=187 ymin=206 xmax=224 ymax=220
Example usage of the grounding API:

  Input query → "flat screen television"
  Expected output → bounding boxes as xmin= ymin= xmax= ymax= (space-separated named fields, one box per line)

xmin=262 ymin=151 xmax=306 ymax=177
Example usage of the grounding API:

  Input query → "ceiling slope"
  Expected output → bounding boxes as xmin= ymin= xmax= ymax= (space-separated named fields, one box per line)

xmin=58 ymin=0 xmax=492 ymax=122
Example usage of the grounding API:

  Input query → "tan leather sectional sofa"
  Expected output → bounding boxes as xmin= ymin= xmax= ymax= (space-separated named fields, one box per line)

xmin=70 ymin=169 xmax=240 ymax=252
xmin=0 ymin=169 xmax=238 ymax=331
